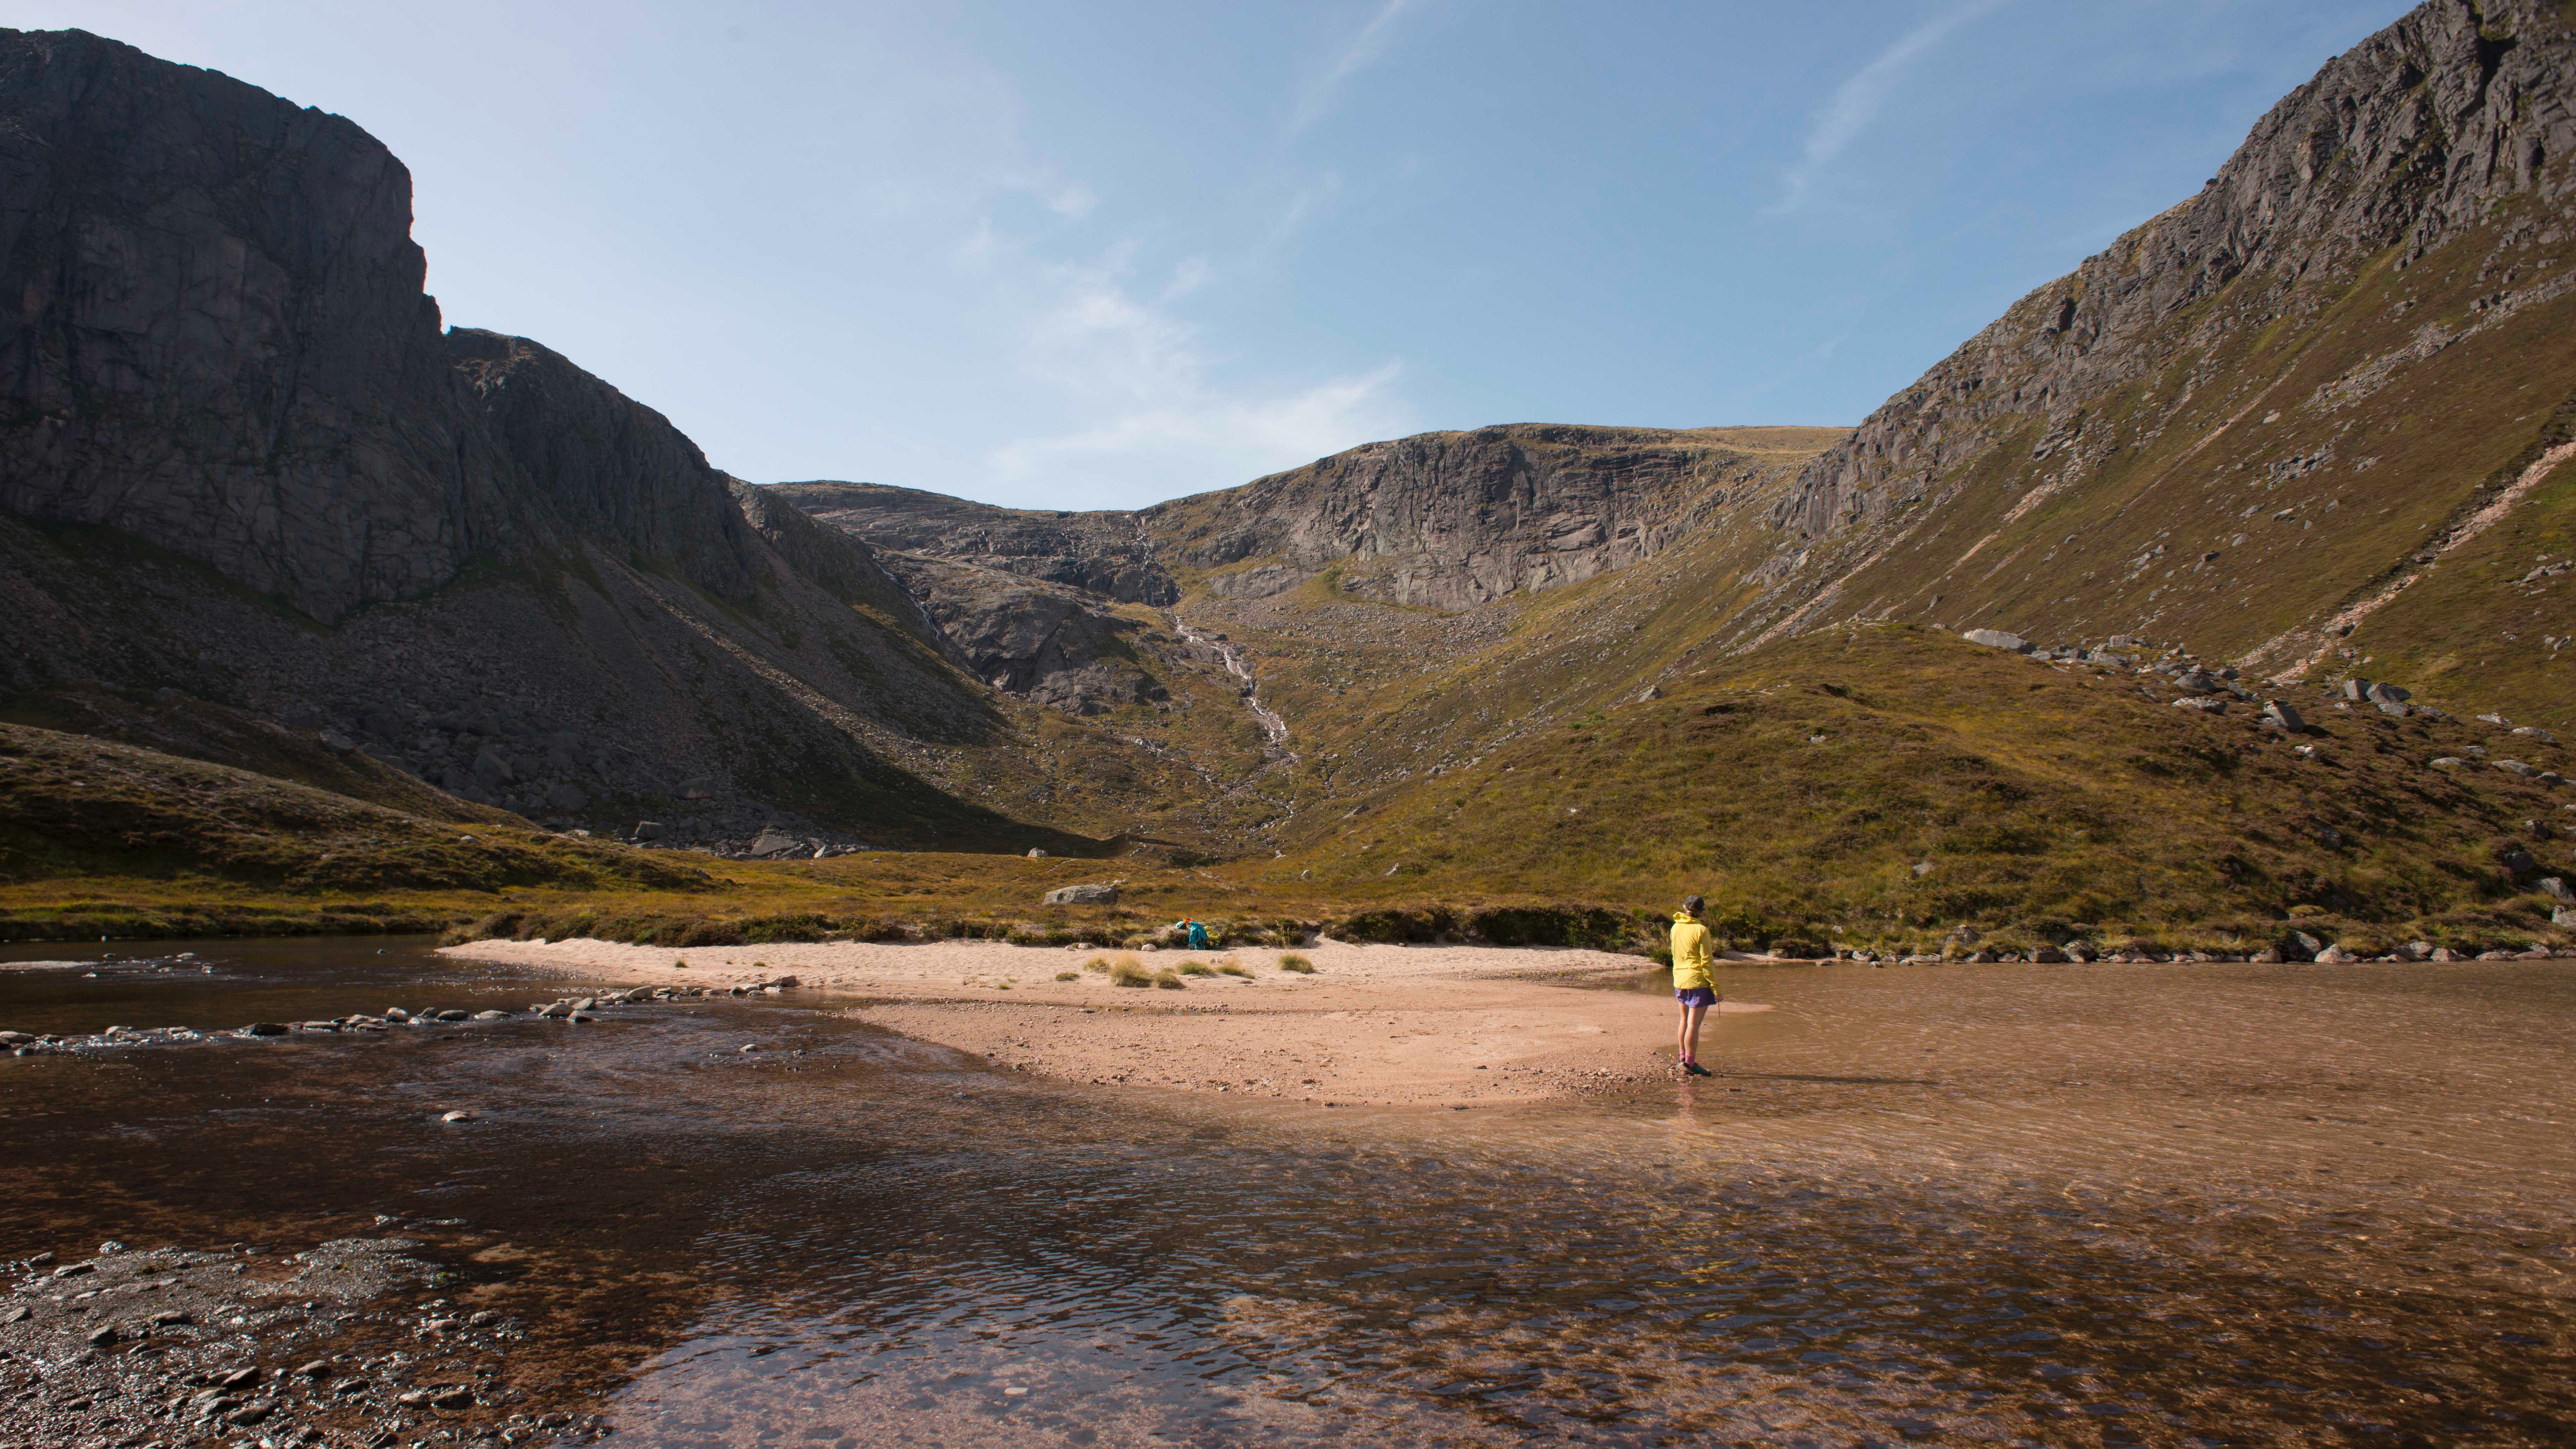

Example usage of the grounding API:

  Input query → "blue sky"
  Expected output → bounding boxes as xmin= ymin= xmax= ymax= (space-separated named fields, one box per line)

xmin=31 ymin=1 xmax=2413 ymax=509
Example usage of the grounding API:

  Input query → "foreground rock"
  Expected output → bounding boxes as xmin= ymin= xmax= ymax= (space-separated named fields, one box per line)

xmin=0 ymin=1235 xmax=602 ymax=1448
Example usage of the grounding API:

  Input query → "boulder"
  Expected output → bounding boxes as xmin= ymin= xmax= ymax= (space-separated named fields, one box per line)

xmin=747 ymin=829 xmax=804 ymax=858
xmin=2173 ymin=696 xmax=2227 ymax=713
xmin=1042 ymin=883 xmax=1118 ymax=906
xmin=2314 ymin=944 xmax=2357 ymax=963
xmin=2542 ymin=877 xmax=2574 ymax=902
xmin=2261 ymin=700 xmax=2305 ymax=732
xmin=2364 ymin=681 xmax=2412 ymax=705
xmin=633 ymin=820 xmax=666 ymax=841
xmin=2430 ymin=947 xmax=2461 ymax=962
xmin=1962 ymin=629 xmax=2030 ymax=652
xmin=2494 ymin=760 xmax=2541 ymax=778
xmin=2250 ymin=946 xmax=2284 ymax=962
xmin=2513 ymin=725 xmax=2559 ymax=743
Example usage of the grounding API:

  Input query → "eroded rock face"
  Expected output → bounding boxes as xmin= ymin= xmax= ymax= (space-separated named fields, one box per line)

xmin=0 ymin=27 xmax=1044 ymax=844
xmin=0 ymin=27 xmax=512 ymax=623
xmin=1751 ymin=0 xmax=2576 ymax=640
xmin=884 ymin=556 xmax=1167 ymax=716
xmin=769 ymin=481 xmax=1178 ymax=604
xmin=1144 ymin=425 xmax=1800 ymax=610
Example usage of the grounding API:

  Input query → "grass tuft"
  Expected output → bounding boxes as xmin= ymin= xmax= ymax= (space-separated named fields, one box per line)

xmin=1110 ymin=958 xmax=1154 ymax=988
xmin=1083 ymin=956 xmax=1112 ymax=973
xmin=1216 ymin=959 xmax=1251 ymax=977
xmin=1054 ymin=970 xmax=1079 ymax=981
xmin=1176 ymin=960 xmax=1216 ymax=976
xmin=1278 ymin=953 xmax=1315 ymax=973
xmin=1152 ymin=966 xmax=1187 ymax=989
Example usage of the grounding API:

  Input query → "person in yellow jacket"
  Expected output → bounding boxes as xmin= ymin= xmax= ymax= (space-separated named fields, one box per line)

xmin=1669 ymin=894 xmax=1718 ymax=1077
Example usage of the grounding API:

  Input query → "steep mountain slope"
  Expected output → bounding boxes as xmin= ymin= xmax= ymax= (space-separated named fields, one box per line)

xmin=0 ymin=27 xmax=1152 ymax=854
xmin=1727 ymin=0 xmax=2576 ymax=729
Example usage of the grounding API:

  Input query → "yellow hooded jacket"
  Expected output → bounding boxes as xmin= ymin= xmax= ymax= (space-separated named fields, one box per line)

xmin=1670 ymin=912 xmax=1715 ymax=991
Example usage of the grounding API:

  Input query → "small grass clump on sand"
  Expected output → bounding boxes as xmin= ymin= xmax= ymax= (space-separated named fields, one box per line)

xmin=1110 ymin=957 xmax=1153 ymax=988
xmin=1176 ymin=960 xmax=1216 ymax=977
xmin=1054 ymin=971 xmax=1078 ymax=981
xmin=1152 ymin=966 xmax=1187 ymax=989
xmin=1083 ymin=957 xmax=1112 ymax=974
xmin=1216 ymin=959 xmax=1251 ymax=977
xmin=1278 ymin=953 xmax=1315 ymax=973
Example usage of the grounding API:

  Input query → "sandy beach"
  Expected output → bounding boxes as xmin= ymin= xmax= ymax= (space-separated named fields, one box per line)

xmin=438 ymin=937 xmax=1772 ymax=1106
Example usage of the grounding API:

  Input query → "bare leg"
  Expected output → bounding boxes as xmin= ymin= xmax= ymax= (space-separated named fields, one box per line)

xmin=1678 ymin=1002 xmax=1708 ymax=1065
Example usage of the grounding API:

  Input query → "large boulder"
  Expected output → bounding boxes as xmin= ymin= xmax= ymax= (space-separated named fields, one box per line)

xmin=1042 ymin=883 xmax=1118 ymax=906
xmin=1961 ymin=629 xmax=2030 ymax=652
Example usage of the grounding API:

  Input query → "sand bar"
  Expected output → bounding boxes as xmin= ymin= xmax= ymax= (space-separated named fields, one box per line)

xmin=439 ymin=937 xmax=1769 ymax=1106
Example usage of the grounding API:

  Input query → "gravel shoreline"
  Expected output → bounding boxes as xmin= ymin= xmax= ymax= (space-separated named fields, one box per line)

xmin=1 ymin=1230 xmax=604 ymax=1449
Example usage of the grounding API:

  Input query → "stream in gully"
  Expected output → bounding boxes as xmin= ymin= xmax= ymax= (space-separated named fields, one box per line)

xmin=2 ymin=938 xmax=2571 ymax=1447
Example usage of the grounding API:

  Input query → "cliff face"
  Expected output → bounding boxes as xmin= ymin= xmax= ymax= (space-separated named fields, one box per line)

xmin=0 ymin=27 xmax=1094 ymax=850
xmin=1732 ymin=0 xmax=2576 ymax=711
xmin=0 ymin=28 xmax=509 ymax=623
xmin=1144 ymin=425 xmax=1837 ymax=610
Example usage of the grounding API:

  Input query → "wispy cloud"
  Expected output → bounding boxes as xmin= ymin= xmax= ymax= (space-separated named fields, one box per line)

xmin=1769 ymin=0 xmax=2011 ymax=216
xmin=1289 ymin=0 xmax=1418 ymax=136
xmin=986 ymin=254 xmax=1413 ymax=500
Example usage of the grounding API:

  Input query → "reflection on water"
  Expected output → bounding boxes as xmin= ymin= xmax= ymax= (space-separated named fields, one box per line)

xmin=4 ymin=941 xmax=2571 ymax=1446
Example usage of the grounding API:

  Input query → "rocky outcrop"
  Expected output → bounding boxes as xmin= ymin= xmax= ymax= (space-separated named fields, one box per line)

xmin=446 ymin=330 xmax=759 ymax=599
xmin=1748 ymin=0 xmax=2576 ymax=654
xmin=0 ymin=28 xmax=516 ymax=624
xmin=1145 ymin=425 xmax=1831 ymax=610
xmin=768 ymin=481 xmax=1177 ymax=604
xmin=0 ymin=26 xmax=1093 ymax=850
xmin=880 ymin=555 xmax=1167 ymax=715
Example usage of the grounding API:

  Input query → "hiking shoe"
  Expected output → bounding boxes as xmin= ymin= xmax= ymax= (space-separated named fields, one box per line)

xmin=1683 ymin=1061 xmax=1713 ymax=1078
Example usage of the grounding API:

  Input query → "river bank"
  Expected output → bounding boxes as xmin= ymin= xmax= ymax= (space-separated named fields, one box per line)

xmin=437 ymin=937 xmax=1772 ymax=1106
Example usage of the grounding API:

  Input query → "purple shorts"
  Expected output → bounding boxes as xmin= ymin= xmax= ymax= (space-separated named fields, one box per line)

xmin=1675 ymin=986 xmax=1719 ymax=1008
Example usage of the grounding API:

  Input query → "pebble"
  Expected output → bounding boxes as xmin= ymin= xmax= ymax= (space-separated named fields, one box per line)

xmin=440 ymin=1110 xmax=477 ymax=1124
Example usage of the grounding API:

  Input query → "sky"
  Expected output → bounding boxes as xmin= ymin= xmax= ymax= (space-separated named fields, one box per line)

xmin=26 ymin=1 xmax=2416 ymax=510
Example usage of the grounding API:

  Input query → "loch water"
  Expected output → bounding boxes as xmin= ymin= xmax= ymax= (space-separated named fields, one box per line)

xmin=3 ymin=938 xmax=2571 ymax=1447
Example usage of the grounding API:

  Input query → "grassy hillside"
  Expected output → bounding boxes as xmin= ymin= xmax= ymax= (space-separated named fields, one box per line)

xmin=1242 ymin=626 xmax=2576 ymax=956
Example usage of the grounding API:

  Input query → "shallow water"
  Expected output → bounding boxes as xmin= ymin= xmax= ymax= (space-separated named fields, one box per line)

xmin=4 ymin=940 xmax=2571 ymax=1446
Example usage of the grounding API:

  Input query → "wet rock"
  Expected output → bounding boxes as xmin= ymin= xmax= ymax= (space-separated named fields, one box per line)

xmin=54 ymin=1261 xmax=92 ymax=1278
xmin=433 ymin=1009 xmax=472 ymax=1022
xmin=240 ymin=1022 xmax=290 ymax=1037
xmin=1042 ymin=883 xmax=1118 ymax=906
xmin=384 ymin=1007 xmax=411 ymax=1022
xmin=440 ymin=1110 xmax=477 ymax=1124
xmin=471 ymin=1009 xmax=513 ymax=1021
xmin=295 ymin=1359 xmax=331 ymax=1377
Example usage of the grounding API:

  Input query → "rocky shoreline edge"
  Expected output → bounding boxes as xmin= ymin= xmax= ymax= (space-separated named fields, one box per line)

xmin=1 ymin=1232 xmax=604 ymax=1449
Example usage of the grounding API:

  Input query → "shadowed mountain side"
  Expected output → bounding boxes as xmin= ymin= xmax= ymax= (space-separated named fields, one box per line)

xmin=0 ymin=723 xmax=714 ymax=894
xmin=0 ymin=26 xmax=1125 ymax=854
xmin=1731 ymin=0 xmax=2576 ymax=728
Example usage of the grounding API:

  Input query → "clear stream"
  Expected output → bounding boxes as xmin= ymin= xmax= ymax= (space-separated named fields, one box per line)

xmin=2 ymin=939 xmax=2570 ymax=1447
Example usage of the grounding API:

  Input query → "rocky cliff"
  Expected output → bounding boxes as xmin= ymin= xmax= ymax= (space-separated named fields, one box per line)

xmin=0 ymin=27 xmax=1106 ymax=852
xmin=1732 ymin=0 xmax=2576 ymax=715
xmin=0 ymin=28 xmax=514 ymax=624
xmin=1144 ymin=425 xmax=1836 ymax=610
